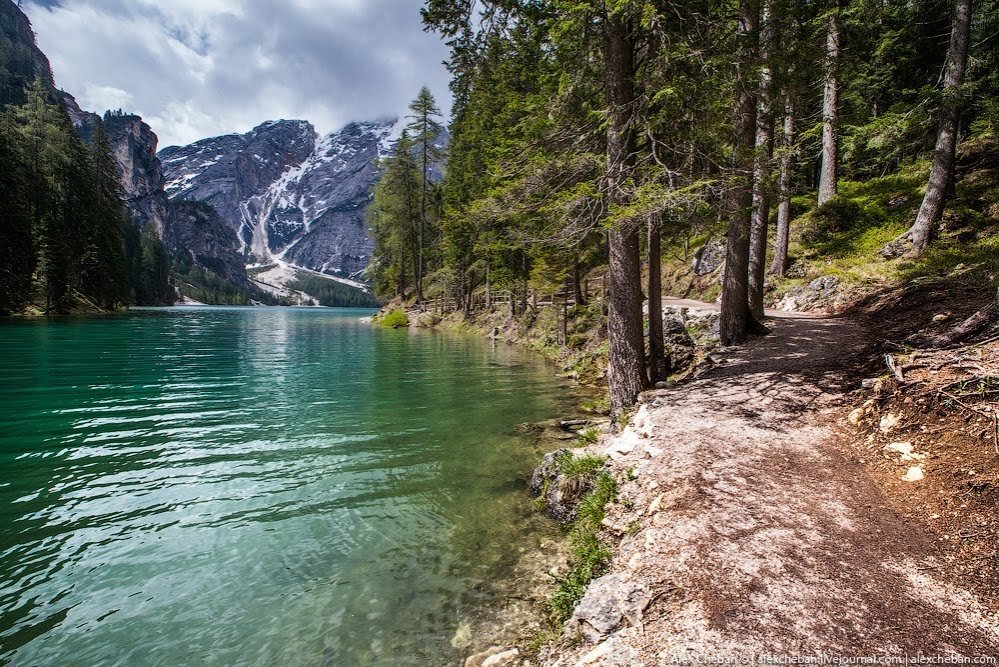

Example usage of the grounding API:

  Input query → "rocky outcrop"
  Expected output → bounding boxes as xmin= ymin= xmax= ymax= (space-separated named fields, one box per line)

xmin=530 ymin=449 xmax=597 ymax=524
xmin=662 ymin=312 xmax=697 ymax=373
xmin=103 ymin=113 xmax=172 ymax=235
xmin=0 ymin=1 xmax=55 ymax=107
xmin=165 ymin=202 xmax=252 ymax=289
xmin=692 ymin=239 xmax=726 ymax=275
xmin=566 ymin=573 xmax=651 ymax=644
xmin=59 ymin=91 xmax=100 ymax=141
xmin=775 ymin=275 xmax=841 ymax=312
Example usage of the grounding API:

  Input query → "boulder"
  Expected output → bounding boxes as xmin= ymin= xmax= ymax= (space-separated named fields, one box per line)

xmin=662 ymin=314 xmax=696 ymax=372
xmin=776 ymin=275 xmax=841 ymax=312
xmin=566 ymin=573 xmax=652 ymax=643
xmin=692 ymin=240 xmax=726 ymax=275
xmin=577 ymin=637 xmax=640 ymax=666
xmin=466 ymin=646 xmax=520 ymax=667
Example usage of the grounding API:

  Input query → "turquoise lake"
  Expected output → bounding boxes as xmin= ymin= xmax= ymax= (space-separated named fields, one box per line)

xmin=0 ymin=307 xmax=578 ymax=666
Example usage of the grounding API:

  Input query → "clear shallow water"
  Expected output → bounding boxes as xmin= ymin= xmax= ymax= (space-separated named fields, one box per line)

xmin=0 ymin=307 xmax=577 ymax=666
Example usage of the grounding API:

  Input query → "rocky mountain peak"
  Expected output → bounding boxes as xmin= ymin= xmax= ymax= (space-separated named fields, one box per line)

xmin=159 ymin=116 xmax=413 ymax=280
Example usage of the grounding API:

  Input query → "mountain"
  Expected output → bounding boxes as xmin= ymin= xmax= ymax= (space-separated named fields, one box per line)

xmin=159 ymin=118 xmax=409 ymax=282
xmin=0 ymin=0 xmax=54 ymax=107
xmin=57 ymin=93 xmax=259 ymax=301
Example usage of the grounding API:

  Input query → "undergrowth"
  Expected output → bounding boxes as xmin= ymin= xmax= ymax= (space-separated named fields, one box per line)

xmin=547 ymin=468 xmax=617 ymax=625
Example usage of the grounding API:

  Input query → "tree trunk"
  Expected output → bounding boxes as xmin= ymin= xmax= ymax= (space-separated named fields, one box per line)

xmin=770 ymin=101 xmax=796 ymax=276
xmin=572 ymin=260 xmax=585 ymax=306
xmin=817 ymin=1 xmax=841 ymax=207
xmin=462 ymin=272 xmax=472 ymax=319
xmin=417 ymin=137 xmax=428 ymax=303
xmin=647 ymin=216 xmax=666 ymax=383
xmin=902 ymin=0 xmax=973 ymax=257
xmin=720 ymin=0 xmax=762 ymax=346
xmin=520 ymin=252 xmax=528 ymax=315
xmin=748 ymin=0 xmax=776 ymax=321
xmin=604 ymin=10 xmax=648 ymax=417
xmin=485 ymin=262 xmax=492 ymax=309
xmin=411 ymin=246 xmax=420 ymax=301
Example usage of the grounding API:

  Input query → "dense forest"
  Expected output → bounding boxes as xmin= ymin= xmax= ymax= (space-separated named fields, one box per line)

xmin=0 ymin=3 xmax=170 ymax=314
xmin=368 ymin=0 xmax=999 ymax=416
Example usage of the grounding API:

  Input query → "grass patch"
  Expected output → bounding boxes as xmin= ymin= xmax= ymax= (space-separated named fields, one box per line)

xmin=580 ymin=394 xmax=610 ymax=415
xmin=557 ymin=453 xmax=607 ymax=479
xmin=573 ymin=427 xmax=600 ymax=447
xmin=547 ymin=470 xmax=617 ymax=625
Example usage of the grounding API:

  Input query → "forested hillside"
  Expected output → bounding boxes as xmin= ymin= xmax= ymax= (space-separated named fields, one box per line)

xmin=370 ymin=0 xmax=999 ymax=417
xmin=0 ymin=1 xmax=169 ymax=314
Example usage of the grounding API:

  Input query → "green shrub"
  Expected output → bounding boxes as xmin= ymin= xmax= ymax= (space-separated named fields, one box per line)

xmin=379 ymin=309 xmax=409 ymax=328
xmin=566 ymin=333 xmax=589 ymax=349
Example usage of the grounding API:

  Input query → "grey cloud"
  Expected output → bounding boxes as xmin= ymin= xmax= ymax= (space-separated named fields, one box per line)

xmin=24 ymin=0 xmax=452 ymax=147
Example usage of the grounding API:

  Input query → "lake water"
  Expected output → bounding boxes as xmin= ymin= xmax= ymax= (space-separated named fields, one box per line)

xmin=0 ymin=307 xmax=578 ymax=666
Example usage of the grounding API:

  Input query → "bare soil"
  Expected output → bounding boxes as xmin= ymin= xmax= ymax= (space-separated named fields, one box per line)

xmin=543 ymin=303 xmax=999 ymax=664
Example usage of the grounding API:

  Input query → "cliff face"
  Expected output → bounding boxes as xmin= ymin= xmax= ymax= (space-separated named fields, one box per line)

xmin=103 ymin=113 xmax=171 ymax=236
xmin=166 ymin=201 xmax=252 ymax=289
xmin=59 ymin=92 xmax=254 ymax=296
xmin=0 ymin=0 xmax=55 ymax=107
xmin=160 ymin=118 xmax=404 ymax=280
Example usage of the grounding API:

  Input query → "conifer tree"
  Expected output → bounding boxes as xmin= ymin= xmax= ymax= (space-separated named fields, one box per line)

xmin=406 ymin=86 xmax=444 ymax=302
xmin=368 ymin=130 xmax=422 ymax=298
xmin=0 ymin=109 xmax=34 ymax=313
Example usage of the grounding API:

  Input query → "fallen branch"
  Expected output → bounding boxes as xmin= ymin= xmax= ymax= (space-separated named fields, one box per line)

xmin=925 ymin=289 xmax=999 ymax=348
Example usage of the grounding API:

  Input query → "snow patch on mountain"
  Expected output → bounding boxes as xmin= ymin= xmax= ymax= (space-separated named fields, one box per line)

xmin=161 ymin=118 xmax=404 ymax=282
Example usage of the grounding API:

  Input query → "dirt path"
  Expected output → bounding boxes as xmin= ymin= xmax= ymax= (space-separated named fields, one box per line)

xmin=546 ymin=308 xmax=999 ymax=665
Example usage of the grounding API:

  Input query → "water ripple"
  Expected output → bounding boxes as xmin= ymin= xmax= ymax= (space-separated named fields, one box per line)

xmin=0 ymin=307 xmax=577 ymax=666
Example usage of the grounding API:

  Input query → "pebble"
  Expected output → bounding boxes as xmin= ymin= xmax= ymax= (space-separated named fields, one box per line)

xmin=482 ymin=648 xmax=520 ymax=667
xmin=902 ymin=466 xmax=925 ymax=482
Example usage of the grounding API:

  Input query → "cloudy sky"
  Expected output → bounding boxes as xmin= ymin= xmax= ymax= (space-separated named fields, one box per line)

xmin=23 ymin=0 xmax=453 ymax=148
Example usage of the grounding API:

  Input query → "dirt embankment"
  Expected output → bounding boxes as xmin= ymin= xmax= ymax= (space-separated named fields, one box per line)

xmin=539 ymin=307 xmax=999 ymax=665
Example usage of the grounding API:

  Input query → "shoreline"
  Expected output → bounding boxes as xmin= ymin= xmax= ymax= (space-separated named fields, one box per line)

xmin=382 ymin=301 xmax=999 ymax=664
xmin=370 ymin=301 xmax=611 ymax=665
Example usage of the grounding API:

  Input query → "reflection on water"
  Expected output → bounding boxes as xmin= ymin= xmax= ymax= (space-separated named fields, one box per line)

xmin=0 ymin=307 xmax=576 ymax=666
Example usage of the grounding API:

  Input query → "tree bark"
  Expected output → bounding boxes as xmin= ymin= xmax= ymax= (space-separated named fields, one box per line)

xmin=647 ymin=216 xmax=666 ymax=383
xmin=572 ymin=260 xmax=585 ymax=306
xmin=720 ymin=0 xmax=762 ymax=346
xmin=817 ymin=1 xmax=841 ymax=207
xmin=770 ymin=101 xmax=796 ymax=276
xmin=902 ymin=0 xmax=973 ymax=257
xmin=748 ymin=0 xmax=776 ymax=321
xmin=484 ymin=262 xmax=492 ymax=309
xmin=417 ymin=134 xmax=428 ymax=303
xmin=604 ymin=9 xmax=649 ymax=417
